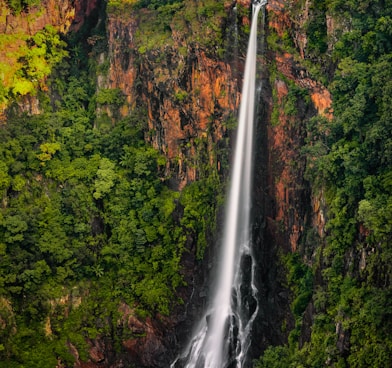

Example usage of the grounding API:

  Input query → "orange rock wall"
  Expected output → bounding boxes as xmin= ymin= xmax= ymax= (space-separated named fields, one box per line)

xmin=105 ymin=0 xmax=331 ymax=249
xmin=106 ymin=8 xmax=242 ymax=189
xmin=264 ymin=0 xmax=331 ymax=251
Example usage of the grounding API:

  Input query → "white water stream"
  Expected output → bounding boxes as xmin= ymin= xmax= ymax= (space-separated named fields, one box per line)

xmin=172 ymin=2 xmax=266 ymax=366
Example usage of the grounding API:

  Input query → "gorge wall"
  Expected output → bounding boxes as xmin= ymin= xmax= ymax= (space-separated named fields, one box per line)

xmin=0 ymin=0 xmax=328 ymax=366
xmin=104 ymin=1 xmax=244 ymax=190
xmin=2 ymin=0 xmax=390 ymax=367
xmin=105 ymin=0 xmax=332 ymax=254
xmin=0 ymin=0 xmax=329 ymax=366
xmin=97 ymin=0 xmax=333 ymax=364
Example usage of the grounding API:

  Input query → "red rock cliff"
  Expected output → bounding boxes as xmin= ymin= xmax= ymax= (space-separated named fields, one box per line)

xmin=104 ymin=0 xmax=331 ymax=240
xmin=105 ymin=1 xmax=248 ymax=189
xmin=99 ymin=1 xmax=333 ymax=361
xmin=263 ymin=0 xmax=331 ymax=253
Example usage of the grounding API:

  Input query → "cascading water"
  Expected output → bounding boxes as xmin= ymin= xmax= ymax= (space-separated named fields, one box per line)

xmin=172 ymin=1 xmax=266 ymax=367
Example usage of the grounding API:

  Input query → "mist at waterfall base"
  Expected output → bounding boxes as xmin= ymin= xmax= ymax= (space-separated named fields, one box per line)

xmin=172 ymin=2 xmax=266 ymax=367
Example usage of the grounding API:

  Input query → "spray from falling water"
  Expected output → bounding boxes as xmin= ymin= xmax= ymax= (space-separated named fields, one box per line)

xmin=172 ymin=1 xmax=266 ymax=367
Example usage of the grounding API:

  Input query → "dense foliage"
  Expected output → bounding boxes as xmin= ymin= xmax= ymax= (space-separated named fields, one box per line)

xmin=256 ymin=0 xmax=392 ymax=367
xmin=0 ymin=1 xmax=224 ymax=365
xmin=0 ymin=25 xmax=68 ymax=105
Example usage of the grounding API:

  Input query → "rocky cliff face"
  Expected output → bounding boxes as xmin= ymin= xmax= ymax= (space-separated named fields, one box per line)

xmin=0 ymin=0 xmax=333 ymax=366
xmin=248 ymin=1 xmax=334 ymax=354
xmin=104 ymin=0 xmax=331 ymax=250
xmin=264 ymin=0 xmax=331 ymax=253
xmin=104 ymin=0 xmax=331 ymax=255
xmin=0 ymin=0 xmax=74 ymax=35
xmin=105 ymin=1 xmax=244 ymax=190
xmin=245 ymin=0 xmax=333 ymax=356
xmin=0 ymin=0 xmax=99 ymax=39
xmin=0 ymin=0 xmax=99 ymax=117
xmin=76 ymin=0 xmax=328 ymax=362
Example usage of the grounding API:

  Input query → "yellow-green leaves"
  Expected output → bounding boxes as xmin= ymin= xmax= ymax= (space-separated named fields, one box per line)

xmin=93 ymin=158 xmax=116 ymax=199
xmin=37 ymin=142 xmax=61 ymax=164
xmin=1 ymin=25 xmax=68 ymax=104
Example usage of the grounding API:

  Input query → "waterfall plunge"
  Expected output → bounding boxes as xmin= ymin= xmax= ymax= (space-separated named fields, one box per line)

xmin=173 ymin=2 xmax=266 ymax=367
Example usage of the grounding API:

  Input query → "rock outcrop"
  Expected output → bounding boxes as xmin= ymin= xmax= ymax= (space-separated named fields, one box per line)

xmin=105 ymin=2 xmax=242 ymax=189
xmin=104 ymin=0 xmax=332 ymax=252
xmin=264 ymin=0 xmax=331 ymax=253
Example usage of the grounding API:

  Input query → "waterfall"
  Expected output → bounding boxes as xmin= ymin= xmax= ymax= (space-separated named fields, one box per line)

xmin=172 ymin=1 xmax=266 ymax=367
